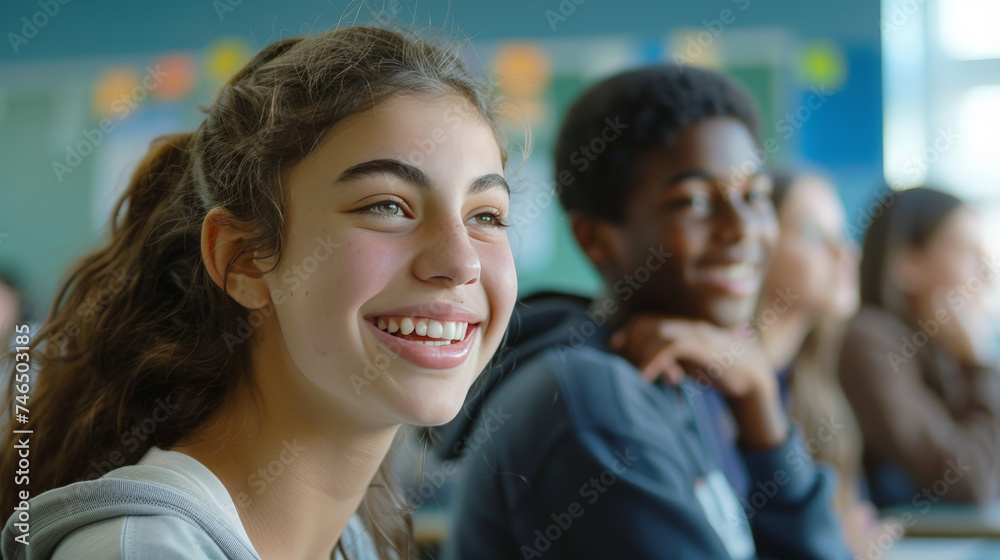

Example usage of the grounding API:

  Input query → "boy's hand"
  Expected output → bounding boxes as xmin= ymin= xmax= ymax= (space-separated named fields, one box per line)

xmin=610 ymin=315 xmax=788 ymax=450
xmin=609 ymin=315 xmax=770 ymax=393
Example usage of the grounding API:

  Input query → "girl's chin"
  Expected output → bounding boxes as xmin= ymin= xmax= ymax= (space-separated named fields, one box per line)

xmin=378 ymin=376 xmax=475 ymax=427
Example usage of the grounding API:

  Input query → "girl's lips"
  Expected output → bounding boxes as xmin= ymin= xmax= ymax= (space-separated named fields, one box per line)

xmin=365 ymin=319 xmax=479 ymax=370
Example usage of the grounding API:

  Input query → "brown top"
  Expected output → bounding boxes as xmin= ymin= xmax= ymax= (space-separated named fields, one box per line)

xmin=838 ymin=305 xmax=1000 ymax=504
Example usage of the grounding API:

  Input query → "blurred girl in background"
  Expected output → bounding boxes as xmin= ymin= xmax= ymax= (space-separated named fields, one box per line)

xmin=839 ymin=186 xmax=1000 ymax=508
xmin=754 ymin=171 xmax=881 ymax=554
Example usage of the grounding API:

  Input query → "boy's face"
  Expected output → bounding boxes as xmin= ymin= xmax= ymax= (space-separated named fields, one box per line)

xmin=599 ymin=117 xmax=777 ymax=328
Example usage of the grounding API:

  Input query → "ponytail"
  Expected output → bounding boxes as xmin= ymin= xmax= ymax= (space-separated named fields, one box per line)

xmin=1 ymin=132 xmax=253 ymax=512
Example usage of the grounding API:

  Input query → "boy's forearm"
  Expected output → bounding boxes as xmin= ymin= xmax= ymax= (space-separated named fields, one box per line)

xmin=729 ymin=379 xmax=789 ymax=451
xmin=741 ymin=429 xmax=854 ymax=560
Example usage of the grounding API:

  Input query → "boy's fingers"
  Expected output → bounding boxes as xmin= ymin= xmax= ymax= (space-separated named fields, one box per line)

xmin=643 ymin=357 xmax=683 ymax=385
xmin=641 ymin=361 xmax=660 ymax=382
xmin=641 ymin=349 xmax=679 ymax=382
xmin=666 ymin=362 xmax=685 ymax=385
xmin=656 ymin=318 xmax=697 ymax=340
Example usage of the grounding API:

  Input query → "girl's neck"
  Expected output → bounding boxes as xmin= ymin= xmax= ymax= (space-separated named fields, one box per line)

xmin=173 ymin=344 xmax=400 ymax=559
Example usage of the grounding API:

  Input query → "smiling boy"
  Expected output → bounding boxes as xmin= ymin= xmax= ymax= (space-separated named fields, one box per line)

xmin=436 ymin=65 xmax=851 ymax=559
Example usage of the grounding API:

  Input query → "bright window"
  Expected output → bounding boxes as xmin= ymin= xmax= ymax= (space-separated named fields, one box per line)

xmin=939 ymin=0 xmax=1000 ymax=60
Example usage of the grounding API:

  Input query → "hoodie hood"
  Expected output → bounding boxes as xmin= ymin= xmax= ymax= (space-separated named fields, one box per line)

xmin=432 ymin=292 xmax=595 ymax=460
xmin=1 ymin=466 xmax=260 ymax=560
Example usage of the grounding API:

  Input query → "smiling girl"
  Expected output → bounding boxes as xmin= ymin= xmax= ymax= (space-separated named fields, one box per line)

xmin=1 ymin=26 xmax=516 ymax=560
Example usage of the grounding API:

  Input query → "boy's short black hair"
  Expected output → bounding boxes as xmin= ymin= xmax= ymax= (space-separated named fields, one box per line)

xmin=554 ymin=64 xmax=761 ymax=223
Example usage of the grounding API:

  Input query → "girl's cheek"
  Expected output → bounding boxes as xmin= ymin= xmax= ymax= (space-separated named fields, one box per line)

xmin=274 ymin=234 xmax=409 ymax=319
xmin=334 ymin=238 xmax=408 ymax=289
xmin=479 ymin=243 xmax=517 ymax=316
xmin=933 ymin=256 xmax=966 ymax=288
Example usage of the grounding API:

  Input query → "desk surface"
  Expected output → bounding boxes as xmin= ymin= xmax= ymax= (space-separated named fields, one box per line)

xmin=415 ymin=505 xmax=1000 ymax=553
xmin=885 ymin=538 xmax=1000 ymax=560
xmin=882 ymin=501 xmax=1000 ymax=538
xmin=413 ymin=508 xmax=450 ymax=545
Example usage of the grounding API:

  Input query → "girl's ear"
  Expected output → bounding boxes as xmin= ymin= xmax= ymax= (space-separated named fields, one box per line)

xmin=570 ymin=213 xmax=624 ymax=273
xmin=201 ymin=207 xmax=272 ymax=309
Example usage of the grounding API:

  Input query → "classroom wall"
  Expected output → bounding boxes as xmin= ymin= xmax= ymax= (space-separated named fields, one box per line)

xmin=0 ymin=0 xmax=883 ymax=316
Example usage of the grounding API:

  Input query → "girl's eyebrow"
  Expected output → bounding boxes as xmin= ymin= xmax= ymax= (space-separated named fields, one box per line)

xmin=470 ymin=173 xmax=510 ymax=195
xmin=337 ymin=158 xmax=432 ymax=188
xmin=336 ymin=158 xmax=509 ymax=195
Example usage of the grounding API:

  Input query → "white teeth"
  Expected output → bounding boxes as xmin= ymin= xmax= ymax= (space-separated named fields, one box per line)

xmin=707 ymin=262 xmax=753 ymax=280
xmin=441 ymin=321 xmax=457 ymax=340
xmin=376 ymin=317 xmax=471 ymax=342
xmin=415 ymin=339 xmax=449 ymax=346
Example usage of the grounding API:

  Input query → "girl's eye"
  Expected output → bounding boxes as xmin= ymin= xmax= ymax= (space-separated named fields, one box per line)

xmin=800 ymin=223 xmax=826 ymax=243
xmin=469 ymin=212 xmax=509 ymax=228
xmin=361 ymin=200 xmax=406 ymax=217
xmin=747 ymin=190 xmax=771 ymax=205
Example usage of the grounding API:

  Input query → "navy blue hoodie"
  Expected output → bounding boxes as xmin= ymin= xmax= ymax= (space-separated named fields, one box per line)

xmin=433 ymin=294 xmax=851 ymax=560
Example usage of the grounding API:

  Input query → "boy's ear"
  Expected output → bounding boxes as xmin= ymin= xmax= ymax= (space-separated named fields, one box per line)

xmin=570 ymin=213 xmax=623 ymax=272
xmin=201 ymin=207 xmax=272 ymax=309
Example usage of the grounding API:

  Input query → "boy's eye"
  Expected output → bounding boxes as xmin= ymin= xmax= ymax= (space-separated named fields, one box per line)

xmin=678 ymin=194 xmax=711 ymax=213
xmin=663 ymin=194 xmax=711 ymax=214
